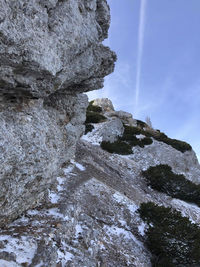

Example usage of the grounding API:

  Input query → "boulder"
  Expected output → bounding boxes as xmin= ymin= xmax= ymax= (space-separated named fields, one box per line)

xmin=107 ymin=110 xmax=137 ymax=126
xmin=87 ymin=118 xmax=124 ymax=143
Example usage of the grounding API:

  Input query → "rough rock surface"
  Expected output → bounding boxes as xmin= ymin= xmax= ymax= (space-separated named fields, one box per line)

xmin=0 ymin=93 xmax=87 ymax=226
xmin=0 ymin=99 xmax=200 ymax=266
xmin=107 ymin=110 xmax=137 ymax=126
xmin=93 ymin=97 xmax=115 ymax=112
xmin=0 ymin=136 xmax=199 ymax=266
xmin=0 ymin=0 xmax=116 ymax=226
xmin=0 ymin=0 xmax=116 ymax=98
xmin=84 ymin=117 xmax=124 ymax=143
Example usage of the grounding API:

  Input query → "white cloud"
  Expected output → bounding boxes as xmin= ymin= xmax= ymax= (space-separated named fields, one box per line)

xmin=134 ymin=0 xmax=147 ymax=116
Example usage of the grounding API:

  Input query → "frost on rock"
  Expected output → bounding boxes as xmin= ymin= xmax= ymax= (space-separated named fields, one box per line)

xmin=0 ymin=235 xmax=37 ymax=265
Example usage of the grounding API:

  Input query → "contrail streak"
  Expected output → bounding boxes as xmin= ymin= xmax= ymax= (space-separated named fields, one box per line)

xmin=135 ymin=0 xmax=147 ymax=116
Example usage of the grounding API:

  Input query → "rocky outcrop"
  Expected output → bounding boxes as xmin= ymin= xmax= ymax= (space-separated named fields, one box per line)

xmin=107 ymin=110 xmax=137 ymax=126
xmin=0 ymin=0 xmax=116 ymax=226
xmin=0 ymin=126 xmax=199 ymax=266
xmin=93 ymin=97 xmax=115 ymax=112
xmin=0 ymin=0 xmax=116 ymax=98
xmin=0 ymin=98 xmax=200 ymax=265
xmin=91 ymin=98 xmax=137 ymax=126
xmin=0 ymin=93 xmax=87 ymax=226
xmin=84 ymin=117 xmax=124 ymax=143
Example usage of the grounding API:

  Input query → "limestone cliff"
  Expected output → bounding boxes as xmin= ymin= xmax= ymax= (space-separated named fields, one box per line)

xmin=0 ymin=99 xmax=200 ymax=266
xmin=0 ymin=0 xmax=116 ymax=226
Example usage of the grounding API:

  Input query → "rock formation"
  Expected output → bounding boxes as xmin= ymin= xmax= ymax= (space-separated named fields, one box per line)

xmin=1 ymin=1 xmax=200 ymax=266
xmin=0 ymin=98 xmax=200 ymax=266
xmin=0 ymin=0 xmax=116 ymax=226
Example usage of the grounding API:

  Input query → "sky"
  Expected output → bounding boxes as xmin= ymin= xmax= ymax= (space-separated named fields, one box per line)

xmin=87 ymin=0 xmax=200 ymax=161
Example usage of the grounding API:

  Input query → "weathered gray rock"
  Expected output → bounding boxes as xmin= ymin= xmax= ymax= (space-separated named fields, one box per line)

xmin=0 ymin=145 xmax=152 ymax=266
xmin=84 ymin=118 xmax=124 ymax=144
xmin=0 ymin=0 xmax=116 ymax=98
xmin=0 ymin=93 xmax=88 ymax=226
xmin=101 ymin=118 xmax=124 ymax=142
xmin=1 ymin=136 xmax=200 ymax=266
xmin=93 ymin=97 xmax=115 ymax=112
xmin=107 ymin=110 xmax=137 ymax=126
xmin=130 ymin=139 xmax=200 ymax=184
xmin=0 ymin=0 xmax=116 ymax=226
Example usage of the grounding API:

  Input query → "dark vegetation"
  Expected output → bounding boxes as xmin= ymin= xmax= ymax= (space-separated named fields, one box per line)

xmin=143 ymin=129 xmax=191 ymax=153
xmin=85 ymin=123 xmax=94 ymax=134
xmin=87 ymin=100 xmax=102 ymax=113
xmin=120 ymin=125 xmax=153 ymax=148
xmin=100 ymin=125 xmax=153 ymax=155
xmin=138 ymin=202 xmax=200 ymax=266
xmin=101 ymin=140 xmax=133 ymax=155
xmin=85 ymin=102 xmax=191 ymax=153
xmin=142 ymin=164 xmax=200 ymax=206
xmin=136 ymin=119 xmax=147 ymax=129
xmin=85 ymin=111 xmax=106 ymax=124
xmin=121 ymin=123 xmax=191 ymax=153
xmin=84 ymin=101 xmax=106 ymax=132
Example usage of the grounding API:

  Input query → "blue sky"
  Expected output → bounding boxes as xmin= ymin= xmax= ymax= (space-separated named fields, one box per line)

xmin=88 ymin=0 xmax=200 ymax=160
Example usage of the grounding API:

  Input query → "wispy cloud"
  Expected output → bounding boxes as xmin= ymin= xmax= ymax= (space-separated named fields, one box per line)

xmin=134 ymin=0 xmax=147 ymax=116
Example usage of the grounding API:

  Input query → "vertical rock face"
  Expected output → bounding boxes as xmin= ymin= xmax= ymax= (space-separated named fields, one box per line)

xmin=0 ymin=0 xmax=116 ymax=226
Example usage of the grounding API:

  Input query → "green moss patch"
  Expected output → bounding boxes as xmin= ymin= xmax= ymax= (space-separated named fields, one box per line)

xmin=138 ymin=202 xmax=200 ymax=266
xmin=142 ymin=164 xmax=200 ymax=206
xmin=100 ymin=140 xmax=133 ymax=155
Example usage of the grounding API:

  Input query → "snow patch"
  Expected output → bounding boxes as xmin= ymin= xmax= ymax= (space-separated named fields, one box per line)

xmin=46 ymin=208 xmax=65 ymax=219
xmin=57 ymin=177 xmax=65 ymax=191
xmin=0 ymin=236 xmax=37 ymax=265
xmin=57 ymin=250 xmax=74 ymax=264
xmin=63 ymin=165 xmax=74 ymax=175
xmin=112 ymin=192 xmax=124 ymax=203
xmin=48 ymin=190 xmax=60 ymax=204
xmin=104 ymin=225 xmax=143 ymax=247
xmin=136 ymin=134 xmax=146 ymax=140
xmin=75 ymin=162 xmax=85 ymax=171
xmin=0 ymin=260 xmax=19 ymax=267
xmin=81 ymin=123 xmax=103 ymax=145
xmin=138 ymin=222 xmax=146 ymax=236
xmin=112 ymin=192 xmax=138 ymax=214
